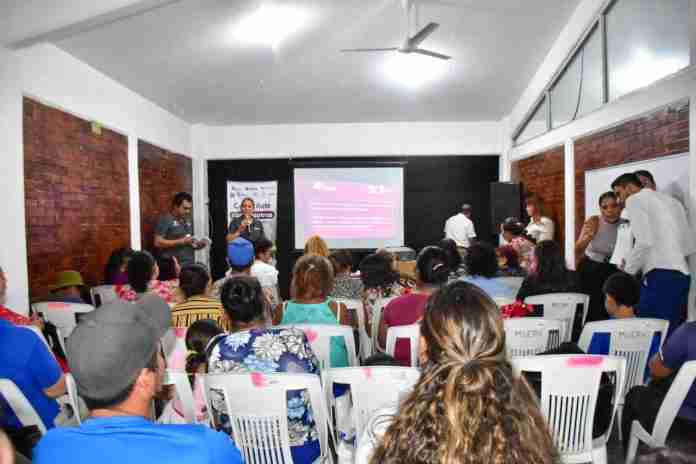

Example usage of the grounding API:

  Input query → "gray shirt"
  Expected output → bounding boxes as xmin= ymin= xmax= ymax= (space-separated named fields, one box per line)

xmin=155 ymin=213 xmax=194 ymax=265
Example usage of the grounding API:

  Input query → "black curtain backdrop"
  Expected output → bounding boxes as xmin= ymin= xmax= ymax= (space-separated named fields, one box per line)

xmin=208 ymin=155 xmax=499 ymax=298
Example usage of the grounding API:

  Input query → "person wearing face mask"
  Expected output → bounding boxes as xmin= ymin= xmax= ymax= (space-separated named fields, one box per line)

xmin=576 ymin=191 xmax=627 ymax=321
xmin=226 ymin=197 xmax=265 ymax=243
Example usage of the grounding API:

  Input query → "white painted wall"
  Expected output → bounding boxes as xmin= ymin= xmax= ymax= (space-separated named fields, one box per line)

xmin=0 ymin=43 xmax=191 ymax=314
xmin=194 ymin=121 xmax=503 ymax=159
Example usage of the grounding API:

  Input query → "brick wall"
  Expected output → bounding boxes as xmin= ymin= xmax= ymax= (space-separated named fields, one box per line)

xmin=24 ymin=98 xmax=130 ymax=301
xmin=138 ymin=140 xmax=192 ymax=253
xmin=511 ymin=145 xmax=566 ymax=250
xmin=574 ymin=102 xmax=689 ymax=236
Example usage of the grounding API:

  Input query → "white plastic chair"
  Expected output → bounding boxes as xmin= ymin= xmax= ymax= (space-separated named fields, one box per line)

xmin=578 ymin=318 xmax=670 ymax=441
xmin=202 ymin=372 xmax=333 ymax=464
xmin=161 ymin=327 xmax=188 ymax=368
xmin=322 ymin=366 xmax=420 ymax=446
xmin=33 ymin=302 xmax=94 ymax=355
xmin=385 ymin=324 xmax=420 ymax=367
xmin=370 ymin=296 xmax=397 ymax=354
xmin=524 ymin=293 xmax=590 ymax=342
xmin=64 ymin=373 xmax=82 ymax=425
xmin=512 ymin=355 xmax=626 ymax=464
xmin=625 ymin=360 xmax=696 ymax=463
xmin=90 ymin=285 xmax=118 ymax=307
xmin=0 ymin=379 xmax=47 ymax=434
xmin=503 ymin=318 xmax=564 ymax=357
xmin=275 ymin=324 xmax=358 ymax=368
xmin=335 ymin=298 xmax=371 ymax=360
xmin=166 ymin=370 xmax=197 ymax=424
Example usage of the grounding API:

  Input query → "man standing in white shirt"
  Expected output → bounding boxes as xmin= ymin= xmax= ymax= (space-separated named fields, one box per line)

xmin=612 ymin=173 xmax=696 ymax=337
xmin=444 ymin=204 xmax=477 ymax=254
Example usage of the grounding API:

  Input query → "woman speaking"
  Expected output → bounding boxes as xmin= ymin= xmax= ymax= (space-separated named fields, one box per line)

xmin=226 ymin=197 xmax=265 ymax=243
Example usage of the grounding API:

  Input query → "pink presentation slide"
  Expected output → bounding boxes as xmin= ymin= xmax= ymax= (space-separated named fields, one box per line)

xmin=295 ymin=178 xmax=399 ymax=239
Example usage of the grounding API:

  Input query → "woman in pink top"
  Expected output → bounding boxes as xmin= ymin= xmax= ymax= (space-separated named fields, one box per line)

xmin=501 ymin=217 xmax=537 ymax=273
xmin=378 ymin=246 xmax=450 ymax=366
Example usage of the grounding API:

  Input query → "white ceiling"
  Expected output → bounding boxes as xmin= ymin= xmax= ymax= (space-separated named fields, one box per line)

xmin=40 ymin=0 xmax=580 ymax=125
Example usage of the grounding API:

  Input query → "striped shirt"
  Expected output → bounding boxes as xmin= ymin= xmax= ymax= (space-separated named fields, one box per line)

xmin=171 ymin=296 xmax=227 ymax=330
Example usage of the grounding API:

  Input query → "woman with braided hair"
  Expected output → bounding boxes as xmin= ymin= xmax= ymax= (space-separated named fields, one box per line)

xmin=357 ymin=280 xmax=557 ymax=464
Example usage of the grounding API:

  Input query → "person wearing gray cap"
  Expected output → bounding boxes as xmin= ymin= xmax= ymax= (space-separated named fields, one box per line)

xmin=33 ymin=295 xmax=242 ymax=464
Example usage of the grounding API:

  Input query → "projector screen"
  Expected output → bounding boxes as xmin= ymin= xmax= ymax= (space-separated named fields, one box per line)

xmin=293 ymin=166 xmax=405 ymax=250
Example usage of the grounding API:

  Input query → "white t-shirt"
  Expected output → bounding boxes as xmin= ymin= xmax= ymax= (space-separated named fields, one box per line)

xmin=525 ymin=216 xmax=554 ymax=242
xmin=250 ymin=260 xmax=279 ymax=288
xmin=624 ymin=189 xmax=695 ymax=275
xmin=444 ymin=213 xmax=477 ymax=248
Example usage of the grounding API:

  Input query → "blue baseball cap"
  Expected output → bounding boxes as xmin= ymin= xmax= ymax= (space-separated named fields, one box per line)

xmin=228 ymin=237 xmax=255 ymax=268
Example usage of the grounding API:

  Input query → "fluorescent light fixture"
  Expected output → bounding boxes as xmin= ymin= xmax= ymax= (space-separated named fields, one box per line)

xmin=382 ymin=53 xmax=449 ymax=90
xmin=232 ymin=4 xmax=310 ymax=47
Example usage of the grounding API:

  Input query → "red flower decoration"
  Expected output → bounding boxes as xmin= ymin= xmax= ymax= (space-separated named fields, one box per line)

xmin=500 ymin=300 xmax=533 ymax=319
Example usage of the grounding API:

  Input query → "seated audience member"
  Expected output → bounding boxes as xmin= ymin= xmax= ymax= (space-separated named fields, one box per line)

xmin=603 ymin=272 xmax=640 ymax=319
xmin=516 ymin=240 xmax=580 ymax=301
xmin=48 ymin=270 xmax=88 ymax=304
xmin=576 ymin=191 xmax=624 ymax=322
xmin=460 ymin=241 xmax=517 ymax=301
xmin=159 ymin=319 xmax=222 ymax=424
xmin=116 ymin=251 xmax=182 ymax=304
xmin=0 ymin=313 xmax=66 ymax=451
xmin=621 ymin=320 xmax=696 ymax=455
xmin=209 ymin=276 xmax=320 ymax=463
xmin=439 ymin=238 xmax=467 ymax=279
xmin=329 ymin=249 xmax=363 ymax=300
xmin=635 ymin=448 xmax=696 ymax=464
xmin=496 ymin=245 xmax=526 ymax=277
xmin=33 ymin=295 xmax=242 ymax=464
xmin=357 ymin=281 xmax=557 ymax=463
xmin=378 ymin=246 xmax=449 ymax=364
xmin=103 ymin=247 xmax=133 ymax=285
xmin=211 ymin=237 xmax=255 ymax=299
xmin=359 ymin=253 xmax=403 ymax=340
xmin=250 ymin=237 xmax=280 ymax=307
xmin=525 ymin=194 xmax=555 ymax=242
xmin=0 ymin=265 xmax=43 ymax=328
xmin=304 ymin=235 xmax=330 ymax=258
xmin=171 ymin=264 xmax=225 ymax=329
xmin=501 ymin=217 xmax=537 ymax=272
xmin=156 ymin=255 xmax=180 ymax=282
xmin=279 ymin=254 xmax=351 ymax=367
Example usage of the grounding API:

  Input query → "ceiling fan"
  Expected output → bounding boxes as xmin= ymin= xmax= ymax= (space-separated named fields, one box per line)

xmin=341 ymin=0 xmax=451 ymax=61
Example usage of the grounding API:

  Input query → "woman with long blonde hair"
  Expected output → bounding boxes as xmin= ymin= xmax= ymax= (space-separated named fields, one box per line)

xmin=359 ymin=280 xmax=557 ymax=464
xmin=303 ymin=235 xmax=330 ymax=258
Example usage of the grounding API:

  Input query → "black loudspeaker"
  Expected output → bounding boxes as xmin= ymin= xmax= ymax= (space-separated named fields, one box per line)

xmin=490 ymin=182 xmax=523 ymax=231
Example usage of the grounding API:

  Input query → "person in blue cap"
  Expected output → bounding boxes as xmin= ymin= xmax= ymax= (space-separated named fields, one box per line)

xmin=211 ymin=237 xmax=256 ymax=299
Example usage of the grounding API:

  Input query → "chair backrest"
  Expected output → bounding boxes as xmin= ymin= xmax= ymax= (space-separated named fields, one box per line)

xmin=322 ymin=366 xmax=420 ymax=443
xmin=274 ymin=323 xmax=357 ymax=368
xmin=524 ymin=293 xmax=589 ymax=342
xmin=166 ymin=370 xmax=197 ymax=424
xmin=334 ymin=298 xmax=371 ymax=360
xmin=578 ymin=318 xmax=669 ymax=392
xmin=371 ymin=296 xmax=397 ymax=353
xmin=512 ymin=355 xmax=625 ymax=460
xmin=202 ymin=372 xmax=330 ymax=464
xmin=385 ymin=324 xmax=420 ymax=367
xmin=0 ymin=379 xmax=47 ymax=434
xmin=33 ymin=302 xmax=94 ymax=338
xmin=651 ymin=360 xmax=696 ymax=444
xmin=65 ymin=373 xmax=82 ymax=425
xmin=503 ymin=318 xmax=564 ymax=357
xmin=89 ymin=285 xmax=118 ymax=307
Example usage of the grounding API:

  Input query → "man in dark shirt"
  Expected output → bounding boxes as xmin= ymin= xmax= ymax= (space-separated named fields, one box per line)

xmin=154 ymin=192 xmax=207 ymax=266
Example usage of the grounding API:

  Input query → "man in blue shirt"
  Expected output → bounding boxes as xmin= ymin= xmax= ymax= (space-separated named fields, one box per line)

xmin=33 ymin=295 xmax=242 ymax=464
xmin=621 ymin=321 xmax=696 ymax=454
xmin=0 ymin=319 xmax=65 ymax=431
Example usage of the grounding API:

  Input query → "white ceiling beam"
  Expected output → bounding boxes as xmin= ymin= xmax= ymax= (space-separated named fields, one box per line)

xmin=3 ymin=0 xmax=182 ymax=49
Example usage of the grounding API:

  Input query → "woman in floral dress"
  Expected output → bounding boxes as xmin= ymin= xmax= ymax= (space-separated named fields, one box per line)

xmin=208 ymin=275 xmax=321 ymax=463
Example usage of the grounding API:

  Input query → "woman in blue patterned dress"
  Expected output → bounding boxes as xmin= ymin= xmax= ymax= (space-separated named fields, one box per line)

xmin=207 ymin=275 xmax=321 ymax=463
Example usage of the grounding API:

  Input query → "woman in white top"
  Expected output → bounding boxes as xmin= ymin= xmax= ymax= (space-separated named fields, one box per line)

xmin=249 ymin=237 xmax=279 ymax=307
xmin=524 ymin=194 xmax=554 ymax=242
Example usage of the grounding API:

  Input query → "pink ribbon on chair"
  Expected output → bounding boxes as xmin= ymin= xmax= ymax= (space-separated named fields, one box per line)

xmin=566 ymin=356 xmax=603 ymax=367
xmin=304 ymin=328 xmax=318 ymax=343
xmin=251 ymin=372 xmax=267 ymax=388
